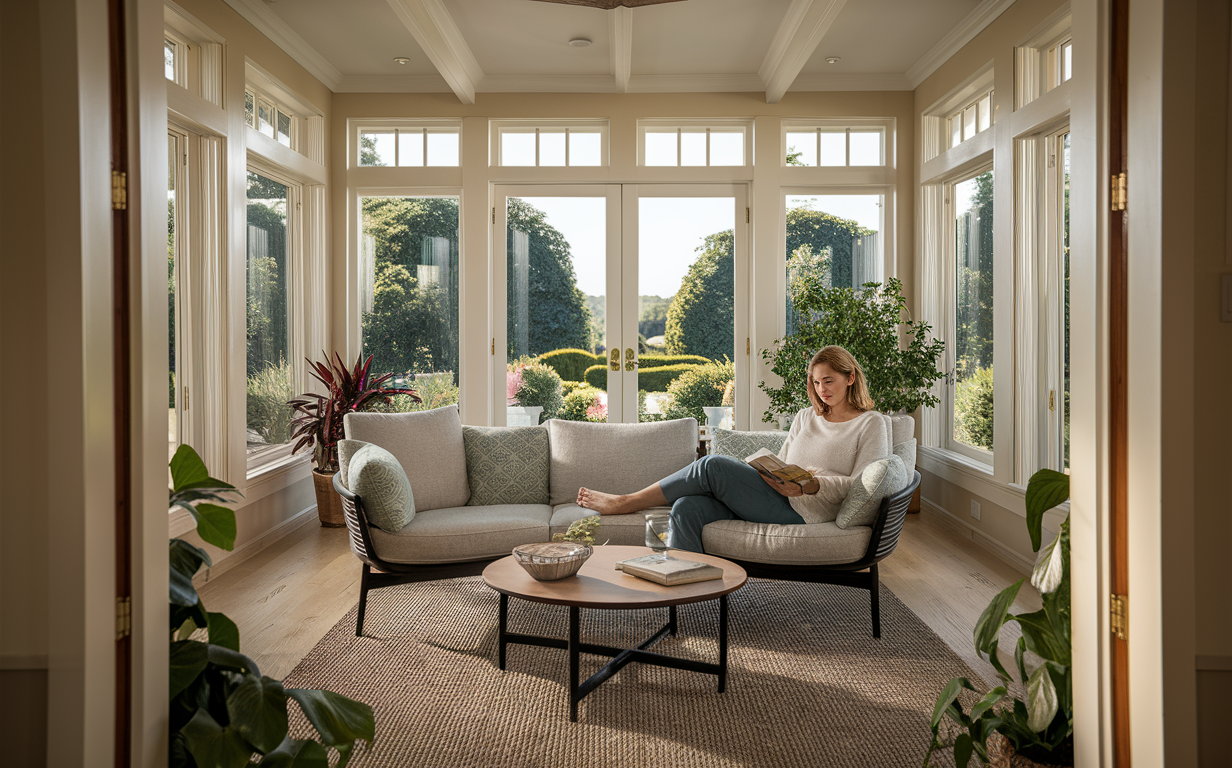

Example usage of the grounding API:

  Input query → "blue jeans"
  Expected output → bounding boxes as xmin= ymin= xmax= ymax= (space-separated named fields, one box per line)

xmin=659 ymin=455 xmax=805 ymax=553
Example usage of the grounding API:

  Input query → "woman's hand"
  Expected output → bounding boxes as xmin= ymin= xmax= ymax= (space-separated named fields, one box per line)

xmin=762 ymin=475 xmax=818 ymax=497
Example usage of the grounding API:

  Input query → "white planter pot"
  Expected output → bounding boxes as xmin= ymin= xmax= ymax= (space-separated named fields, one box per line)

xmin=703 ymin=406 xmax=734 ymax=430
xmin=506 ymin=405 xmax=543 ymax=427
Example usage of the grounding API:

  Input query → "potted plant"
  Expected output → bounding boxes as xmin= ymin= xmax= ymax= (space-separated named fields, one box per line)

xmin=923 ymin=469 xmax=1074 ymax=767
xmin=288 ymin=352 xmax=419 ymax=527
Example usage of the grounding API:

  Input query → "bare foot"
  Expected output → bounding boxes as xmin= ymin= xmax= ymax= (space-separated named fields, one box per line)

xmin=576 ymin=487 xmax=634 ymax=515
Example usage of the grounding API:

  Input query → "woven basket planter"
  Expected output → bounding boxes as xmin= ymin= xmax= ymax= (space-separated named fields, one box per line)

xmin=312 ymin=469 xmax=346 ymax=528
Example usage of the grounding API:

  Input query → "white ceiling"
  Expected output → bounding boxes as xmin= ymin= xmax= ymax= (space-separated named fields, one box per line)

xmin=228 ymin=0 xmax=1016 ymax=102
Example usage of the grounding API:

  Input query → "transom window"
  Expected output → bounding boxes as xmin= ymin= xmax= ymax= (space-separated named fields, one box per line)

xmin=1047 ymin=38 xmax=1073 ymax=89
xmin=948 ymin=89 xmax=994 ymax=149
xmin=245 ymin=86 xmax=296 ymax=149
xmin=785 ymin=126 xmax=884 ymax=167
xmin=638 ymin=121 xmax=749 ymax=167
xmin=359 ymin=125 xmax=461 ymax=167
xmin=494 ymin=122 xmax=606 ymax=167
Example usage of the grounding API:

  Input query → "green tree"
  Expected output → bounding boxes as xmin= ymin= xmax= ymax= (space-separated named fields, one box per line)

xmin=638 ymin=295 xmax=672 ymax=339
xmin=786 ymin=204 xmax=874 ymax=295
xmin=954 ymin=171 xmax=994 ymax=379
xmin=245 ymin=174 xmax=288 ymax=376
xmin=360 ymin=133 xmax=383 ymax=167
xmin=665 ymin=230 xmax=734 ymax=360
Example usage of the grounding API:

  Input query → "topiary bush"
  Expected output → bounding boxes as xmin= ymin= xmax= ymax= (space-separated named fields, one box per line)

xmin=583 ymin=363 xmax=707 ymax=392
xmin=537 ymin=348 xmax=602 ymax=382
xmin=638 ymin=354 xmax=712 ymax=369
xmin=954 ymin=365 xmax=994 ymax=450
xmin=662 ymin=360 xmax=734 ymax=424
xmin=558 ymin=385 xmax=605 ymax=422
xmin=514 ymin=363 xmax=565 ymax=423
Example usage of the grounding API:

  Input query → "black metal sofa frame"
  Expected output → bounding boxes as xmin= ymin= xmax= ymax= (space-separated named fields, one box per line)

xmin=334 ymin=470 xmax=922 ymax=639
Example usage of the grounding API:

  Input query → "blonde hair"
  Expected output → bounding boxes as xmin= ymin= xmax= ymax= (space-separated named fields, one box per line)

xmin=806 ymin=346 xmax=876 ymax=415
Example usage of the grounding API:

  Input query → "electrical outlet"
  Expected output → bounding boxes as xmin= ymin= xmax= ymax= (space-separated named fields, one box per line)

xmin=970 ymin=500 xmax=982 ymax=521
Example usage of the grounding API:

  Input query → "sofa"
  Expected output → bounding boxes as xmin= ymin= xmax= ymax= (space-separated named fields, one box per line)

xmin=335 ymin=405 xmax=920 ymax=638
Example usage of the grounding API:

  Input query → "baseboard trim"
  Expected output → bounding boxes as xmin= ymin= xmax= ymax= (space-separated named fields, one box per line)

xmin=920 ymin=497 xmax=1036 ymax=576
xmin=194 ymin=504 xmax=320 ymax=586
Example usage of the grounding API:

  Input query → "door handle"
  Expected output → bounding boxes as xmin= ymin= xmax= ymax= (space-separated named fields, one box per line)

xmin=624 ymin=348 xmax=637 ymax=371
xmin=609 ymin=349 xmax=620 ymax=371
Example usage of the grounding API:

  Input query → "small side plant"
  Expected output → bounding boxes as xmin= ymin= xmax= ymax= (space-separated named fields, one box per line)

xmin=553 ymin=515 xmax=601 ymax=546
xmin=169 ymin=445 xmax=374 ymax=767
xmin=923 ymin=468 xmax=1073 ymax=767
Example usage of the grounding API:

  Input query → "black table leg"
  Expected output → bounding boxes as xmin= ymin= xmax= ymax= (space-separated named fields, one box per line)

xmin=569 ymin=605 xmax=581 ymax=722
xmin=498 ymin=593 xmax=508 ymax=671
xmin=669 ymin=604 xmax=677 ymax=636
xmin=718 ymin=593 xmax=728 ymax=693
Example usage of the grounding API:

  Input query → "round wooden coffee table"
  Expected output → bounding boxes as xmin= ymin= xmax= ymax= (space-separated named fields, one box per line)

xmin=482 ymin=544 xmax=747 ymax=722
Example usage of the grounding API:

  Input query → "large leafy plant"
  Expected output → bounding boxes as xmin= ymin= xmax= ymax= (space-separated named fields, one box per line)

xmin=923 ymin=469 xmax=1073 ymax=767
xmin=169 ymin=445 xmax=375 ymax=767
xmin=759 ymin=277 xmax=945 ymax=420
xmin=288 ymin=352 xmax=419 ymax=473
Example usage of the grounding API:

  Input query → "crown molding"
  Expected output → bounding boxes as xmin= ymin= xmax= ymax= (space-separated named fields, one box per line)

xmin=221 ymin=0 xmax=343 ymax=90
xmin=791 ymin=72 xmax=913 ymax=91
xmin=335 ymin=75 xmax=451 ymax=93
xmin=905 ymin=0 xmax=1017 ymax=88
xmin=759 ymin=0 xmax=848 ymax=104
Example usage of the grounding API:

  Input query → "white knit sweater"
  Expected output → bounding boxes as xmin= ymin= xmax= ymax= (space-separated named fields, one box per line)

xmin=776 ymin=407 xmax=891 ymax=524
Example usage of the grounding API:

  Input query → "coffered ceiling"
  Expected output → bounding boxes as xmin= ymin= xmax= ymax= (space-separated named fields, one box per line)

xmin=226 ymin=0 xmax=1017 ymax=103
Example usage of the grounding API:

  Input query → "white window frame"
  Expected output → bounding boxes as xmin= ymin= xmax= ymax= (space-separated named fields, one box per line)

xmin=921 ymin=67 xmax=995 ymax=163
xmin=246 ymin=86 xmax=296 ymax=149
xmin=947 ymin=89 xmax=995 ymax=149
xmin=164 ymin=1 xmax=224 ymax=107
xmin=351 ymin=119 xmax=462 ymax=169
xmin=637 ymin=119 xmax=753 ymax=168
xmin=1015 ymin=6 xmax=1073 ymax=109
xmin=164 ymin=29 xmax=190 ymax=89
xmin=781 ymin=121 xmax=889 ymax=168
xmin=244 ymin=61 xmax=327 ymax=164
xmin=491 ymin=119 xmax=608 ymax=168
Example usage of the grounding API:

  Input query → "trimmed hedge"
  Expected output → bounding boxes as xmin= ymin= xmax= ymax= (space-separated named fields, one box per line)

xmin=583 ymin=363 xmax=705 ymax=393
xmin=637 ymin=354 xmax=712 ymax=369
xmin=537 ymin=348 xmax=602 ymax=382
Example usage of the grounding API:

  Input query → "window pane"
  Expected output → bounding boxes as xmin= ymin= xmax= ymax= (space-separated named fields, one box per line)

xmin=258 ymin=100 xmax=275 ymax=139
xmin=785 ymin=195 xmax=884 ymax=334
xmin=245 ymin=171 xmax=292 ymax=454
xmin=786 ymin=132 xmax=817 ymax=166
xmin=1062 ymin=42 xmax=1072 ymax=82
xmin=540 ymin=130 xmax=566 ymax=166
xmin=569 ymin=131 xmax=602 ymax=166
xmin=978 ymin=94 xmax=992 ymax=133
xmin=963 ymin=106 xmax=977 ymax=141
xmin=644 ymin=131 xmax=677 ymax=166
xmin=398 ymin=129 xmax=424 ymax=166
xmin=276 ymin=111 xmax=292 ymax=147
xmin=680 ymin=131 xmax=707 ymax=166
xmin=818 ymin=130 xmax=845 ymax=166
xmin=360 ymin=196 xmax=461 ymax=414
xmin=245 ymin=91 xmax=255 ymax=129
xmin=165 ymin=40 xmax=176 ymax=81
xmin=426 ymin=130 xmax=459 ymax=166
xmin=849 ymin=131 xmax=882 ymax=165
xmin=168 ymin=134 xmax=179 ymax=460
xmin=709 ymin=130 xmax=744 ymax=166
xmin=953 ymin=170 xmax=994 ymax=452
xmin=359 ymin=131 xmax=394 ymax=166
xmin=1062 ymin=134 xmax=1070 ymax=470
xmin=639 ymin=197 xmax=735 ymax=422
xmin=501 ymin=131 xmax=536 ymax=166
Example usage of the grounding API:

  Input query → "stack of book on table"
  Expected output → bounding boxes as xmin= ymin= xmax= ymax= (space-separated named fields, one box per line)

xmin=615 ymin=555 xmax=723 ymax=586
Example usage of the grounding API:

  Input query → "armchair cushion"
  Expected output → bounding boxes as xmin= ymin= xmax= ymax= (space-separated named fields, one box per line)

xmin=340 ymin=440 xmax=416 ymax=533
xmin=892 ymin=438 xmax=917 ymax=477
xmin=343 ymin=405 xmax=470 ymax=511
xmin=836 ymin=454 xmax=909 ymax=530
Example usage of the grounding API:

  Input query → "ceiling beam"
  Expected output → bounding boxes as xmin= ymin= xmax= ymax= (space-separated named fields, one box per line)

xmin=610 ymin=7 xmax=633 ymax=94
xmin=385 ymin=0 xmax=484 ymax=104
xmin=758 ymin=0 xmax=847 ymax=104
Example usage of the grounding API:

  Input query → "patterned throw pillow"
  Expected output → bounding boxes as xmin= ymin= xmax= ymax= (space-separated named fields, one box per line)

xmin=344 ymin=441 xmax=416 ymax=533
xmin=463 ymin=425 xmax=550 ymax=506
xmin=710 ymin=428 xmax=788 ymax=459
xmin=836 ymin=454 xmax=908 ymax=530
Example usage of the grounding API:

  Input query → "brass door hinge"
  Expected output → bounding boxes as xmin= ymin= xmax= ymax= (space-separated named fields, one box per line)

xmin=1111 ymin=172 xmax=1127 ymax=211
xmin=492 ymin=207 xmax=496 ymax=225
xmin=745 ymin=207 xmax=750 ymax=223
xmin=1049 ymin=389 xmax=1055 ymax=412
xmin=111 ymin=170 xmax=128 ymax=210
xmin=491 ymin=338 xmax=495 ymax=355
xmin=184 ymin=385 xmax=190 ymax=411
xmin=116 ymin=596 xmax=132 ymax=640
xmin=1110 ymin=593 xmax=1128 ymax=641
xmin=746 ymin=337 xmax=750 ymax=355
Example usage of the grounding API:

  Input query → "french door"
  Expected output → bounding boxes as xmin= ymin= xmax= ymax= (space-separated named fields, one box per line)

xmin=492 ymin=184 xmax=748 ymax=426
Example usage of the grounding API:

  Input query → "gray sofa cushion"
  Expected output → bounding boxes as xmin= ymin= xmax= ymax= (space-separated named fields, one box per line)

xmin=550 ymin=503 xmax=672 ymax=547
xmin=546 ymin=418 xmax=698 ymax=506
xmin=341 ymin=441 xmax=415 ymax=532
xmin=889 ymin=413 xmax=915 ymax=446
xmin=893 ymin=438 xmax=917 ymax=478
xmin=702 ymin=520 xmax=873 ymax=566
xmin=343 ymin=405 xmax=470 ymax=512
xmin=836 ymin=454 xmax=909 ymax=529
xmin=710 ymin=428 xmax=788 ymax=458
xmin=463 ymin=425 xmax=550 ymax=506
xmin=368 ymin=504 xmax=552 ymax=564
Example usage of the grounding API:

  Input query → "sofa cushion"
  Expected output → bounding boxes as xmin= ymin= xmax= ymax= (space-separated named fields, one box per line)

xmin=889 ymin=413 xmax=915 ymax=446
xmin=463 ymin=425 xmax=550 ymax=506
xmin=702 ymin=520 xmax=873 ymax=566
xmin=341 ymin=441 xmax=415 ymax=532
xmin=710 ymin=428 xmax=788 ymax=459
xmin=836 ymin=454 xmax=909 ymax=530
xmin=550 ymin=503 xmax=672 ymax=547
xmin=546 ymin=418 xmax=698 ymax=506
xmin=343 ymin=405 xmax=470 ymax=511
xmin=368 ymin=504 xmax=552 ymax=565
xmin=893 ymin=438 xmax=917 ymax=478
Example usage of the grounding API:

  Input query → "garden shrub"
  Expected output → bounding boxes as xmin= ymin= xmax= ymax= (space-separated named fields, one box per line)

xmin=662 ymin=361 xmax=735 ymax=424
xmin=537 ymin=348 xmax=601 ymax=382
xmin=560 ymin=379 xmax=590 ymax=398
xmin=514 ymin=363 xmax=564 ymax=423
xmin=583 ymin=363 xmax=706 ymax=392
xmin=583 ymin=364 xmax=607 ymax=390
xmin=559 ymin=385 xmax=605 ymax=422
xmin=245 ymin=358 xmax=294 ymax=446
xmin=954 ymin=365 xmax=994 ymax=450
xmin=363 ymin=374 xmax=459 ymax=415
xmin=638 ymin=354 xmax=712 ymax=369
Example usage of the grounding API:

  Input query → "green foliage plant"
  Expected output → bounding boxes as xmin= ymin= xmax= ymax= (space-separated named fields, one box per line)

xmin=954 ymin=366 xmax=995 ymax=450
xmin=536 ymin=348 xmax=601 ymax=382
xmin=637 ymin=354 xmax=713 ymax=369
xmin=665 ymin=230 xmax=734 ymax=360
xmin=662 ymin=360 xmax=735 ymax=424
xmin=169 ymin=445 xmax=375 ymax=767
xmin=510 ymin=361 xmax=565 ymax=422
xmin=759 ymin=277 xmax=945 ymax=421
xmin=553 ymin=515 xmax=601 ymax=546
xmin=361 ymin=374 xmax=458 ymax=415
xmin=582 ymin=362 xmax=708 ymax=393
xmin=558 ymin=385 xmax=605 ymax=422
xmin=246 ymin=359 xmax=295 ymax=446
xmin=924 ymin=469 xmax=1073 ymax=767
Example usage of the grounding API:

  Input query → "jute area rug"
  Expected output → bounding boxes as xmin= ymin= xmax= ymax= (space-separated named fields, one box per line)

xmin=282 ymin=576 xmax=970 ymax=768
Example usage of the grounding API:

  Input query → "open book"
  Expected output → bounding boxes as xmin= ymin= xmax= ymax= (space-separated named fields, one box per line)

xmin=615 ymin=555 xmax=724 ymax=586
xmin=744 ymin=448 xmax=815 ymax=490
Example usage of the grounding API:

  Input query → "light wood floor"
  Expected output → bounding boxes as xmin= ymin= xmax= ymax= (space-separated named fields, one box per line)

xmin=197 ymin=509 xmax=1041 ymax=686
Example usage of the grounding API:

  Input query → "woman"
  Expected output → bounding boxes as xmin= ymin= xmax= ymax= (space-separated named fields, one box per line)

xmin=576 ymin=345 xmax=890 ymax=553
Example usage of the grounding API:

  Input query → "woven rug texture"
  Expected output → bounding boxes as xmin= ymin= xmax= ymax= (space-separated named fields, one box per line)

xmin=282 ymin=575 xmax=970 ymax=768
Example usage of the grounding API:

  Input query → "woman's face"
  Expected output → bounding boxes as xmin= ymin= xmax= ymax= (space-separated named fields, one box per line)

xmin=811 ymin=363 xmax=854 ymax=408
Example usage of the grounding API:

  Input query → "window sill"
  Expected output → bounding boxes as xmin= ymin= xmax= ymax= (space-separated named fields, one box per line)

xmin=917 ymin=445 xmax=1070 ymax=530
xmin=169 ymin=451 xmax=313 ymax=540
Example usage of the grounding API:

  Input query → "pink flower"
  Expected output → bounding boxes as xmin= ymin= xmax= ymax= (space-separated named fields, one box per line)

xmin=585 ymin=402 xmax=607 ymax=421
xmin=506 ymin=369 xmax=524 ymax=405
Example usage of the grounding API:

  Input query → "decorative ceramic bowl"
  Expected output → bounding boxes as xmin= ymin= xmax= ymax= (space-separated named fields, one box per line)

xmin=512 ymin=542 xmax=593 ymax=581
